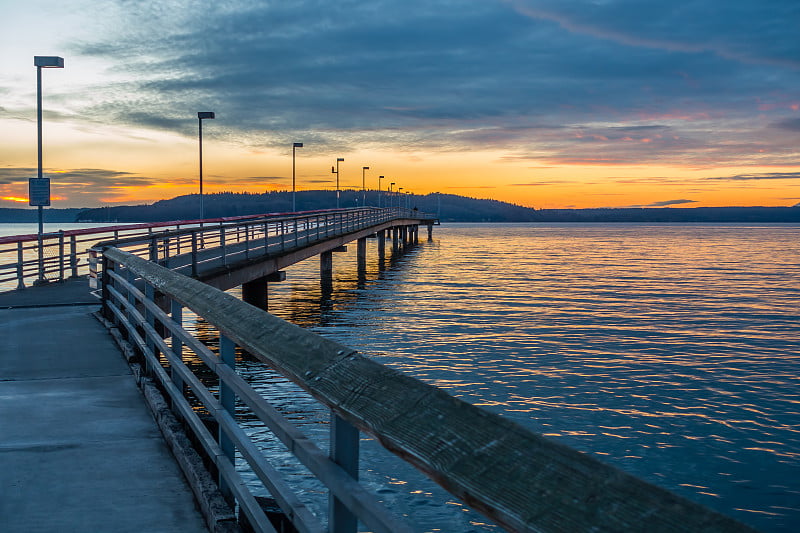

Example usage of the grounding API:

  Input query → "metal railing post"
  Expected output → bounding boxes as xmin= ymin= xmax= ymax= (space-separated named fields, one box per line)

xmin=220 ymin=227 xmax=227 ymax=267
xmin=219 ymin=334 xmax=237 ymax=505
xmin=264 ymin=222 xmax=269 ymax=255
xmin=191 ymin=232 xmax=198 ymax=277
xmin=329 ymin=413 xmax=359 ymax=533
xmin=58 ymin=231 xmax=65 ymax=281
xmin=69 ymin=234 xmax=78 ymax=278
xmin=144 ymin=282 xmax=155 ymax=375
xmin=126 ymin=267 xmax=136 ymax=332
xmin=171 ymin=299 xmax=184 ymax=395
xmin=101 ymin=251 xmax=112 ymax=321
xmin=36 ymin=232 xmax=45 ymax=284
xmin=16 ymin=241 xmax=25 ymax=290
xmin=149 ymin=237 xmax=158 ymax=263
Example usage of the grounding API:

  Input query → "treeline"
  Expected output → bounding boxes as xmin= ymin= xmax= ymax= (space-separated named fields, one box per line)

xmin=74 ymin=190 xmax=540 ymax=223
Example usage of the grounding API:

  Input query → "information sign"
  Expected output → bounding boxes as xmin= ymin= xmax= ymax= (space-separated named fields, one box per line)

xmin=29 ymin=178 xmax=51 ymax=206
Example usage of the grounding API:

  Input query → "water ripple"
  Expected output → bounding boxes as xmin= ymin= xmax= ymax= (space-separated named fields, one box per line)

xmin=250 ymin=223 xmax=800 ymax=532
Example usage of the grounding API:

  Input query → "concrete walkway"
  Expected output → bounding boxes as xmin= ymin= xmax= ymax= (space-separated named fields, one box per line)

xmin=0 ymin=281 xmax=207 ymax=532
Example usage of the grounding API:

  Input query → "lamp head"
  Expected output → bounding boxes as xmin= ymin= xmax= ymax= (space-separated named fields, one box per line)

xmin=293 ymin=142 xmax=303 ymax=148
xmin=363 ymin=166 xmax=369 ymax=170
xmin=34 ymin=56 xmax=64 ymax=68
xmin=197 ymin=111 xmax=215 ymax=120
xmin=337 ymin=158 xmax=344 ymax=162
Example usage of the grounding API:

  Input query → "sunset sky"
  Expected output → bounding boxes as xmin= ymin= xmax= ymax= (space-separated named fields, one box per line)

xmin=1 ymin=0 xmax=799 ymax=209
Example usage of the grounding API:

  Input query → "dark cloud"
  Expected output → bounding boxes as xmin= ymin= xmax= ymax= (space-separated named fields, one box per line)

xmin=0 ymin=167 xmax=157 ymax=189
xmin=707 ymin=172 xmax=800 ymax=181
xmin=645 ymin=199 xmax=698 ymax=207
xmin=505 ymin=0 xmax=800 ymax=68
xmin=623 ymin=199 xmax=698 ymax=208
xmin=775 ymin=118 xmax=800 ymax=131
xmin=511 ymin=180 xmax=571 ymax=186
xmin=57 ymin=0 xmax=800 ymax=163
xmin=238 ymin=176 xmax=288 ymax=183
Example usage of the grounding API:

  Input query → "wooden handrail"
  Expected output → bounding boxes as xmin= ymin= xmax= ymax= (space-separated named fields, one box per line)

xmin=103 ymin=246 xmax=755 ymax=533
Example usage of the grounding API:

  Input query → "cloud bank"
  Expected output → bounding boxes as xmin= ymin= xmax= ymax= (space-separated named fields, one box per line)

xmin=56 ymin=0 xmax=799 ymax=165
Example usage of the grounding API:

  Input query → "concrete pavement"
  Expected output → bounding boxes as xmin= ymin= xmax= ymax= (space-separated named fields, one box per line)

xmin=0 ymin=281 xmax=208 ymax=532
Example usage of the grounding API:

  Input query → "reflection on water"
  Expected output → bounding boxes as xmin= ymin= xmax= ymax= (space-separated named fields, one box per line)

xmin=190 ymin=224 xmax=799 ymax=532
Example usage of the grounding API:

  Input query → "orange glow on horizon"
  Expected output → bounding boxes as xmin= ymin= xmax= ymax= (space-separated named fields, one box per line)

xmin=1 ymin=196 xmax=28 ymax=203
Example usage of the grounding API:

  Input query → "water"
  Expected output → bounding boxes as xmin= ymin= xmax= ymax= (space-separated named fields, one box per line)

xmin=0 ymin=222 xmax=106 ymax=239
xmin=231 ymin=223 xmax=800 ymax=532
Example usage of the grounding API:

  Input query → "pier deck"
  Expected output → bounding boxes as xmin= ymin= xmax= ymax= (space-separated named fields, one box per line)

xmin=0 ymin=281 xmax=207 ymax=532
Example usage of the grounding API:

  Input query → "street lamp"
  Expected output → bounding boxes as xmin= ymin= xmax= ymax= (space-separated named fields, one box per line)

xmin=292 ymin=142 xmax=303 ymax=212
xmin=197 ymin=111 xmax=215 ymax=221
xmin=378 ymin=175 xmax=384 ymax=208
xmin=332 ymin=157 xmax=344 ymax=208
xmin=362 ymin=166 xmax=369 ymax=207
xmin=398 ymin=187 xmax=404 ymax=210
xmin=32 ymin=55 xmax=64 ymax=285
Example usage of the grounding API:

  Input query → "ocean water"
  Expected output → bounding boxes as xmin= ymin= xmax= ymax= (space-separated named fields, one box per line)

xmin=227 ymin=223 xmax=800 ymax=532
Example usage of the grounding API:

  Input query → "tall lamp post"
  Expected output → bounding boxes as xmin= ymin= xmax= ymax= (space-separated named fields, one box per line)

xmin=389 ymin=182 xmax=395 ymax=211
xmin=378 ymin=175 xmax=384 ymax=208
xmin=197 ymin=111 xmax=215 ymax=221
xmin=398 ymin=187 xmax=404 ymax=210
xmin=332 ymin=157 xmax=344 ymax=208
xmin=292 ymin=142 xmax=303 ymax=212
xmin=32 ymin=56 xmax=64 ymax=285
xmin=361 ymin=166 xmax=369 ymax=207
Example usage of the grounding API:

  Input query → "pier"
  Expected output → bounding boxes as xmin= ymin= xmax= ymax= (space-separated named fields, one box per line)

xmin=1 ymin=207 xmax=756 ymax=532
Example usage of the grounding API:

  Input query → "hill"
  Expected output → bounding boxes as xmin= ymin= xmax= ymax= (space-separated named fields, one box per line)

xmin=74 ymin=191 xmax=539 ymax=223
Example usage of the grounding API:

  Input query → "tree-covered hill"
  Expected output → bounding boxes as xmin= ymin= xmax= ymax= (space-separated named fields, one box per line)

xmin=74 ymin=190 xmax=539 ymax=223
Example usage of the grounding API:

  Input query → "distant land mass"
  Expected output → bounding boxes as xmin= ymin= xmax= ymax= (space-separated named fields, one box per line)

xmin=0 ymin=207 xmax=91 ymax=224
xmin=1 ymin=191 xmax=799 ymax=224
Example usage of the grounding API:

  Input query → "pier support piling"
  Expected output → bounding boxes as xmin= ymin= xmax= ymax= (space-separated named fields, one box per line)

xmin=377 ymin=230 xmax=386 ymax=259
xmin=357 ymin=237 xmax=367 ymax=272
xmin=321 ymin=246 xmax=347 ymax=291
xmin=241 ymin=271 xmax=286 ymax=311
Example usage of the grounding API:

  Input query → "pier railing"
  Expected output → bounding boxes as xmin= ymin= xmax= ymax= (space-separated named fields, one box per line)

xmin=98 ymin=246 xmax=755 ymax=533
xmin=0 ymin=212 xmax=275 ymax=290
xmin=89 ymin=207 xmax=428 ymax=287
xmin=0 ymin=207 xmax=432 ymax=292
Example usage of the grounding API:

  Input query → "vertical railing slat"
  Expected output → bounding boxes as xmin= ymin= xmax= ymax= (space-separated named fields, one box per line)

xmin=219 ymin=334 xmax=237 ymax=505
xmin=329 ymin=413 xmax=360 ymax=533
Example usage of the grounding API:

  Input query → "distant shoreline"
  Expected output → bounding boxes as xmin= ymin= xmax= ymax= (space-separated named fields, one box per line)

xmin=1 ymin=193 xmax=799 ymax=224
